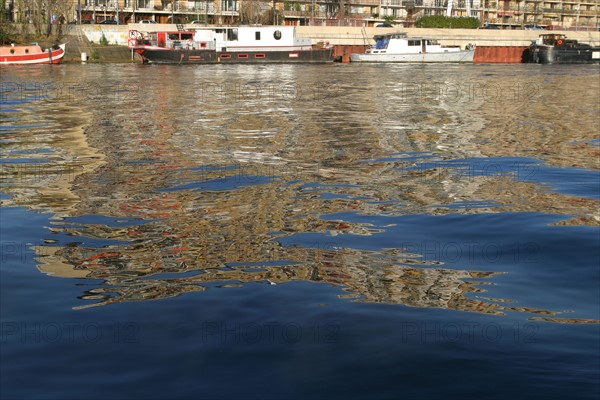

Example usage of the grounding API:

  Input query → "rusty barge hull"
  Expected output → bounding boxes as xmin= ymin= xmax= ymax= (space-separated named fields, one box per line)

xmin=473 ymin=46 xmax=529 ymax=64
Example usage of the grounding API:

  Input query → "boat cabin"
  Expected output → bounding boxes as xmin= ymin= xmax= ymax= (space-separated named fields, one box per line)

xmin=367 ymin=33 xmax=458 ymax=55
xmin=130 ymin=26 xmax=313 ymax=52
xmin=192 ymin=26 xmax=312 ymax=52
xmin=0 ymin=44 xmax=44 ymax=57
xmin=535 ymin=34 xmax=572 ymax=46
xmin=147 ymin=31 xmax=202 ymax=49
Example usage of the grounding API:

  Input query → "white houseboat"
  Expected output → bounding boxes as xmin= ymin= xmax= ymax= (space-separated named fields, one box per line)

xmin=129 ymin=26 xmax=333 ymax=64
xmin=350 ymin=33 xmax=475 ymax=63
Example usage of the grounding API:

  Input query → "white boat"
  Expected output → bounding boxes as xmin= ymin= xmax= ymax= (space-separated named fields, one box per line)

xmin=351 ymin=32 xmax=474 ymax=63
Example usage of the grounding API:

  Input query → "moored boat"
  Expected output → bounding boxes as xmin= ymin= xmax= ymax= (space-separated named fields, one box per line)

xmin=129 ymin=26 xmax=333 ymax=64
xmin=527 ymin=34 xmax=600 ymax=64
xmin=350 ymin=32 xmax=475 ymax=63
xmin=0 ymin=43 xmax=66 ymax=65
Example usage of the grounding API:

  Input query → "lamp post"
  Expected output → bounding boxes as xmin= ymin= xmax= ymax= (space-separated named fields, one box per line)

xmin=575 ymin=1 xmax=580 ymax=31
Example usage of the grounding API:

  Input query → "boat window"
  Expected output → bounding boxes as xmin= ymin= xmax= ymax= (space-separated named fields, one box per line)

xmin=10 ymin=49 xmax=14 ymax=54
xmin=255 ymin=31 xmax=260 ymax=40
xmin=408 ymin=40 xmax=421 ymax=46
xmin=25 ymin=49 xmax=29 ymax=53
xmin=375 ymin=38 xmax=389 ymax=49
xmin=227 ymin=28 xmax=238 ymax=41
xmin=427 ymin=40 xmax=438 ymax=45
xmin=274 ymin=30 xmax=282 ymax=40
xmin=168 ymin=33 xmax=179 ymax=40
xmin=181 ymin=33 xmax=193 ymax=40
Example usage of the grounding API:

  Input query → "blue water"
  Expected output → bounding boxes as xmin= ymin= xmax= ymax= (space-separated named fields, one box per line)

xmin=1 ymin=63 xmax=599 ymax=399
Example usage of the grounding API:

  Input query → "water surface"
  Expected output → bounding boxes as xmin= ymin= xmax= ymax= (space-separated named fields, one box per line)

xmin=1 ymin=63 xmax=599 ymax=399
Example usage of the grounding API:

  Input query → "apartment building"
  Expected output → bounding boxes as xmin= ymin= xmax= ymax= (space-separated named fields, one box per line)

xmin=5 ymin=0 xmax=599 ymax=28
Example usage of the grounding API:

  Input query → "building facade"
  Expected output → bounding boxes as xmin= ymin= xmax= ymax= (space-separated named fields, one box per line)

xmin=4 ymin=0 xmax=599 ymax=28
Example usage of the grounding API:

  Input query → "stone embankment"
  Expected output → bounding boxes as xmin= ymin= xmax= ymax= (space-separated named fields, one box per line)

xmin=296 ymin=26 xmax=600 ymax=48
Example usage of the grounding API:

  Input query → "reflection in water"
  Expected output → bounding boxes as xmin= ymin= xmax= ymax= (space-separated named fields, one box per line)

xmin=1 ymin=64 xmax=599 ymax=322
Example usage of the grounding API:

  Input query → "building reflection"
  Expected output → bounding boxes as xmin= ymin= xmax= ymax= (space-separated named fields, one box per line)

xmin=1 ymin=65 xmax=598 ymax=319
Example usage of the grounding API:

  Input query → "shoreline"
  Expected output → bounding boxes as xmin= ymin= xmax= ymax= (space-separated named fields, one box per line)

xmin=8 ymin=24 xmax=598 ymax=64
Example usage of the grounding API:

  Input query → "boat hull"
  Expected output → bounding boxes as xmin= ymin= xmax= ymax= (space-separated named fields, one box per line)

xmin=137 ymin=48 xmax=334 ymax=64
xmin=0 ymin=44 xmax=66 ymax=65
xmin=350 ymin=49 xmax=475 ymax=63
xmin=527 ymin=45 xmax=600 ymax=64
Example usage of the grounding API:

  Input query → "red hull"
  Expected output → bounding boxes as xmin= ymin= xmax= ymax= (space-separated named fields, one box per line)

xmin=0 ymin=44 xmax=66 ymax=65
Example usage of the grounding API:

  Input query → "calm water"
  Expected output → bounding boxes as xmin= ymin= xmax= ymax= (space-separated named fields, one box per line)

xmin=1 ymin=63 xmax=599 ymax=399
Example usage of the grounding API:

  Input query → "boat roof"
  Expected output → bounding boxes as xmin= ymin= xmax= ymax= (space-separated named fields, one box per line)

xmin=373 ymin=33 xmax=438 ymax=41
xmin=374 ymin=32 xmax=407 ymax=39
xmin=539 ymin=33 xmax=567 ymax=39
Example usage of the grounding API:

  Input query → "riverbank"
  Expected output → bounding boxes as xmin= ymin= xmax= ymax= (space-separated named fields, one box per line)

xmin=16 ymin=23 xmax=599 ymax=63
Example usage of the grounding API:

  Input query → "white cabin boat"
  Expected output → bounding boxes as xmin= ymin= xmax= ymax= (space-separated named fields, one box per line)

xmin=351 ymin=33 xmax=475 ymax=63
xmin=129 ymin=26 xmax=333 ymax=64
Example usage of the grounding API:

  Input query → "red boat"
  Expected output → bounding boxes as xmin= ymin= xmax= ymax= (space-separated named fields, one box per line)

xmin=0 ymin=43 xmax=66 ymax=65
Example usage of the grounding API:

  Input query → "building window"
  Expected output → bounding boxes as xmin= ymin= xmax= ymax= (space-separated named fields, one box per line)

xmin=193 ymin=0 xmax=204 ymax=11
xmin=221 ymin=0 xmax=237 ymax=11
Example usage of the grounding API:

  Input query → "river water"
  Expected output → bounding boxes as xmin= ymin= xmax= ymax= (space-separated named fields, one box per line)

xmin=1 ymin=63 xmax=599 ymax=399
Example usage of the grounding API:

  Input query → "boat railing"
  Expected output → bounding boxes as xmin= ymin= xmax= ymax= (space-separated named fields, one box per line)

xmin=165 ymin=39 xmax=216 ymax=50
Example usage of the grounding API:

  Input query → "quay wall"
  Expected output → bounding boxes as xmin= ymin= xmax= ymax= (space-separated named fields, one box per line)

xmin=65 ymin=25 xmax=600 ymax=49
xmin=296 ymin=26 xmax=600 ymax=48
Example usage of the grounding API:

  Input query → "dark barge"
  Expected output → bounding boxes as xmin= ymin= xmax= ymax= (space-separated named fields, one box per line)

xmin=527 ymin=34 xmax=600 ymax=64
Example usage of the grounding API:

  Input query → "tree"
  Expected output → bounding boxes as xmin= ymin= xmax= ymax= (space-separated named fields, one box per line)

xmin=240 ymin=0 xmax=266 ymax=24
xmin=12 ymin=0 xmax=74 ymax=37
xmin=383 ymin=15 xmax=396 ymax=25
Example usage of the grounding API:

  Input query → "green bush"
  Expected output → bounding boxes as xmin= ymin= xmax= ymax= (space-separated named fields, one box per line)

xmin=0 ymin=22 xmax=16 ymax=45
xmin=383 ymin=15 xmax=397 ymax=25
xmin=416 ymin=16 xmax=480 ymax=29
xmin=99 ymin=33 xmax=109 ymax=46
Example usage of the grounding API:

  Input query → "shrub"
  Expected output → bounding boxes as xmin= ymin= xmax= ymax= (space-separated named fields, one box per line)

xmin=416 ymin=16 xmax=480 ymax=29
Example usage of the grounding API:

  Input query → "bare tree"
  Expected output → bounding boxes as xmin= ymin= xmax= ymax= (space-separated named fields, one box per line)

xmin=10 ymin=0 xmax=74 ymax=37
xmin=240 ymin=0 xmax=269 ymax=24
